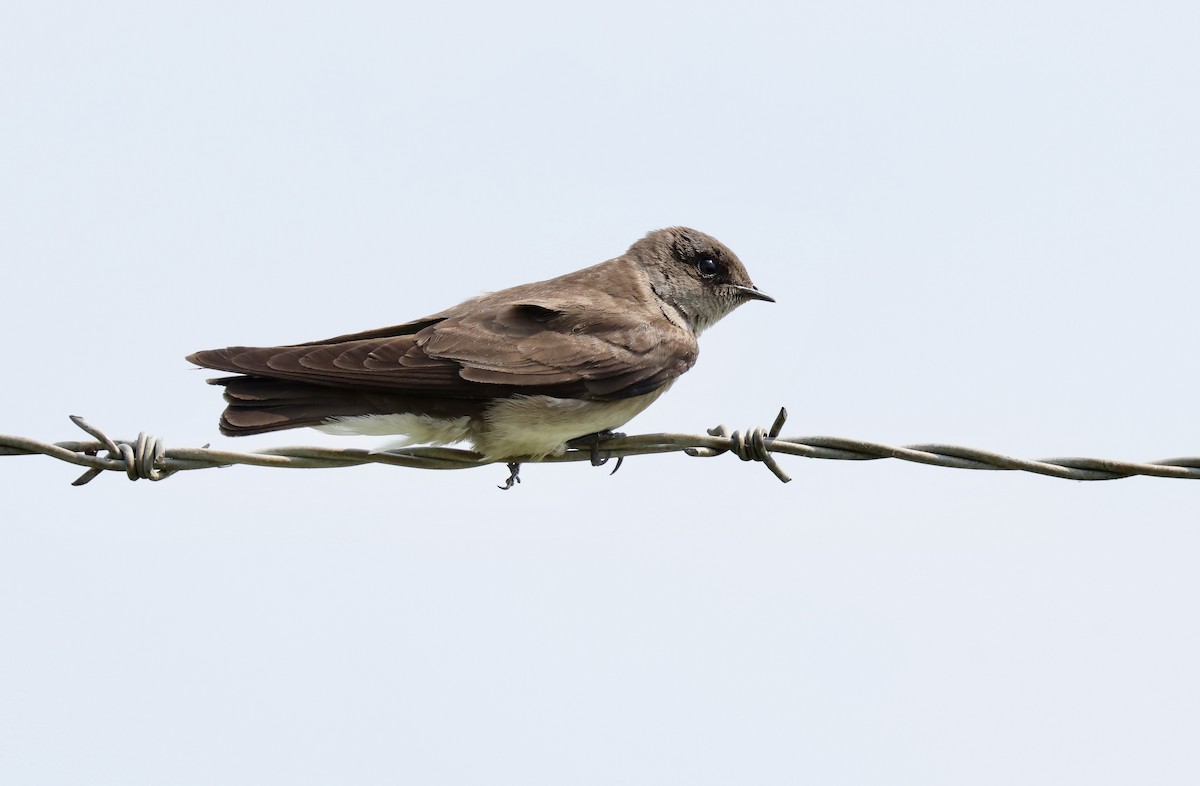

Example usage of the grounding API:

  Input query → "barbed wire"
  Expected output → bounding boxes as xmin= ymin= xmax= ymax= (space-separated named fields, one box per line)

xmin=2 ymin=409 xmax=1199 ymax=487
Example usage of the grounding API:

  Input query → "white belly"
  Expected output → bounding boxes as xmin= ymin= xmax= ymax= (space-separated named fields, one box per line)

xmin=476 ymin=386 xmax=670 ymax=459
xmin=315 ymin=384 xmax=672 ymax=460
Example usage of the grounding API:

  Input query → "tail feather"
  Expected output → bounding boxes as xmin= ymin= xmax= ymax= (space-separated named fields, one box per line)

xmin=205 ymin=376 xmax=484 ymax=437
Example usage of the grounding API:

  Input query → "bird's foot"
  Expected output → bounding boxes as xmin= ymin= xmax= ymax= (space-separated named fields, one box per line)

xmin=567 ymin=431 xmax=626 ymax=475
xmin=498 ymin=462 xmax=522 ymax=490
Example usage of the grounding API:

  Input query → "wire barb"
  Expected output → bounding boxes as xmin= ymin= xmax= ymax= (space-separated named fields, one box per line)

xmin=685 ymin=407 xmax=792 ymax=482
xmin=3 ymin=411 xmax=1200 ymax=487
xmin=66 ymin=416 xmax=176 ymax=485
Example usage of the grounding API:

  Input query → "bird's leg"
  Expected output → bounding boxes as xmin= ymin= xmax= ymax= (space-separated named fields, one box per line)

xmin=498 ymin=462 xmax=522 ymax=490
xmin=566 ymin=431 xmax=625 ymax=475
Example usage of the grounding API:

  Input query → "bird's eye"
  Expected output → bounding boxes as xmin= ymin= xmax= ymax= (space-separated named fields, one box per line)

xmin=696 ymin=257 xmax=719 ymax=277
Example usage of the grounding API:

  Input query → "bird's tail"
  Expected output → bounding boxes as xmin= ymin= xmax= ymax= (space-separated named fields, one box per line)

xmin=199 ymin=375 xmax=487 ymax=437
xmin=206 ymin=377 xmax=387 ymax=436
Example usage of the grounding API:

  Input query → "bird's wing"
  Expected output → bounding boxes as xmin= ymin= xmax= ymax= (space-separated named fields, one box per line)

xmin=187 ymin=300 xmax=697 ymax=401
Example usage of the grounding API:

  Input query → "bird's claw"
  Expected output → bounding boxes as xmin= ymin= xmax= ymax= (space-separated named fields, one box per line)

xmin=498 ymin=462 xmax=522 ymax=490
xmin=568 ymin=431 xmax=625 ymax=475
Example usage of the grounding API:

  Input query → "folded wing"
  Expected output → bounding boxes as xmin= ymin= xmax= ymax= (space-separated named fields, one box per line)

xmin=188 ymin=299 xmax=698 ymax=402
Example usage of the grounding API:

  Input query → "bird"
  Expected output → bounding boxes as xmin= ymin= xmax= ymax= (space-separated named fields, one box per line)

xmin=187 ymin=226 xmax=772 ymax=484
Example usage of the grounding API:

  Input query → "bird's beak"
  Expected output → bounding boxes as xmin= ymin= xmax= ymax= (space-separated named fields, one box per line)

xmin=732 ymin=284 xmax=775 ymax=303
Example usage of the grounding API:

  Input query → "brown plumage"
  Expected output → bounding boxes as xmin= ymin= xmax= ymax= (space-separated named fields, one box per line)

xmin=188 ymin=227 xmax=772 ymax=459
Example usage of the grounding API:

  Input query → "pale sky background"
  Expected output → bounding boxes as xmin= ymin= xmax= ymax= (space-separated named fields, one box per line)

xmin=3 ymin=1 xmax=1199 ymax=783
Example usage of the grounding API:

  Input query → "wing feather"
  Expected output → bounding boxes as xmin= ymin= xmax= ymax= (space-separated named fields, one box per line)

xmin=188 ymin=266 xmax=698 ymax=400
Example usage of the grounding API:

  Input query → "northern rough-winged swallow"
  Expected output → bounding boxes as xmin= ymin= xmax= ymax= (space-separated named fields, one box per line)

xmin=188 ymin=227 xmax=772 ymax=483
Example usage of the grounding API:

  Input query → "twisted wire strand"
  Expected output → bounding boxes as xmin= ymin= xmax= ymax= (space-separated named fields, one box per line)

xmin=2 ymin=410 xmax=1199 ymax=486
